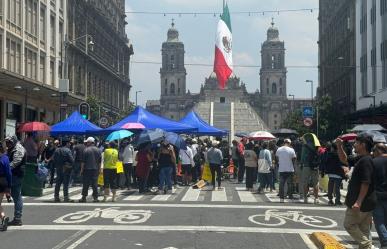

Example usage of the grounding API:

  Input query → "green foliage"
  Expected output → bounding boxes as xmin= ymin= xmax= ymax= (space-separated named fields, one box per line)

xmin=281 ymin=109 xmax=311 ymax=136
xmin=86 ymin=96 xmax=136 ymax=126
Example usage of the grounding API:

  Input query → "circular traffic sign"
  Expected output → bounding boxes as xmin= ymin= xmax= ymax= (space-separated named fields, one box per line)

xmin=99 ymin=116 xmax=109 ymax=128
xmin=303 ymin=118 xmax=313 ymax=127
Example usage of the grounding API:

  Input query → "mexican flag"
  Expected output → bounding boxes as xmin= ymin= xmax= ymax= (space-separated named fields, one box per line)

xmin=214 ymin=4 xmax=233 ymax=90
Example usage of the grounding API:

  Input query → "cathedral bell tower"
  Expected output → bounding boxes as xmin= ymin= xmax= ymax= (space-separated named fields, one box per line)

xmin=160 ymin=20 xmax=187 ymax=120
xmin=259 ymin=19 xmax=288 ymax=130
xmin=260 ymin=19 xmax=287 ymax=98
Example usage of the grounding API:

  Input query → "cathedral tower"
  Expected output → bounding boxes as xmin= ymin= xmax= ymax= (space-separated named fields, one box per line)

xmin=260 ymin=19 xmax=287 ymax=97
xmin=259 ymin=19 xmax=288 ymax=130
xmin=159 ymin=20 xmax=188 ymax=120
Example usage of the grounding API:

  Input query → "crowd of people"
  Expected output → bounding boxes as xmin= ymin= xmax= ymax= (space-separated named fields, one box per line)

xmin=0 ymin=131 xmax=387 ymax=249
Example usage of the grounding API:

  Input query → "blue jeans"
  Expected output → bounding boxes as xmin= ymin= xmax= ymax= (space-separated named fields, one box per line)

xmin=11 ymin=176 xmax=23 ymax=220
xmin=258 ymin=173 xmax=271 ymax=191
xmin=55 ymin=168 xmax=71 ymax=198
xmin=159 ymin=167 xmax=173 ymax=191
xmin=373 ymin=200 xmax=387 ymax=247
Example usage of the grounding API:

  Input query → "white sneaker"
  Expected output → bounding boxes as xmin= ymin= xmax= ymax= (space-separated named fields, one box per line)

xmin=314 ymin=198 xmax=320 ymax=204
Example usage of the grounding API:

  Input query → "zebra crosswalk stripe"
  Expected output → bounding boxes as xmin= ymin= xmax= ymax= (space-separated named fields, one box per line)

xmin=211 ymin=188 xmax=227 ymax=202
xmin=181 ymin=188 xmax=201 ymax=202
xmin=35 ymin=187 xmax=82 ymax=200
xmin=235 ymin=187 xmax=258 ymax=202
xmin=151 ymin=188 xmax=177 ymax=201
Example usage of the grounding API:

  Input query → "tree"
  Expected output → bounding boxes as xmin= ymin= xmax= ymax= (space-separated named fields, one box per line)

xmin=86 ymin=96 xmax=136 ymax=126
xmin=281 ymin=109 xmax=310 ymax=136
xmin=315 ymin=95 xmax=343 ymax=141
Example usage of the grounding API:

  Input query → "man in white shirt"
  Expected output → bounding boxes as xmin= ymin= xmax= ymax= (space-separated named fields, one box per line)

xmin=121 ymin=140 xmax=135 ymax=190
xmin=276 ymin=139 xmax=297 ymax=202
xmin=179 ymin=144 xmax=194 ymax=186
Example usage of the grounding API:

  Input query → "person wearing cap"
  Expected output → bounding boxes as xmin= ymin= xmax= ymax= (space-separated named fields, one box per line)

xmin=4 ymin=135 xmax=26 ymax=226
xmin=52 ymin=138 xmax=74 ymax=202
xmin=206 ymin=140 xmax=223 ymax=190
xmin=179 ymin=141 xmax=195 ymax=186
xmin=336 ymin=134 xmax=376 ymax=249
xmin=0 ymin=142 xmax=12 ymax=231
xmin=79 ymin=137 xmax=102 ymax=202
xmin=275 ymin=139 xmax=297 ymax=202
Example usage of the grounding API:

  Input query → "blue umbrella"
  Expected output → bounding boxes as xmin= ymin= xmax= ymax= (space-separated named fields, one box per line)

xmin=136 ymin=128 xmax=165 ymax=146
xmin=165 ymin=132 xmax=187 ymax=150
xmin=106 ymin=130 xmax=134 ymax=142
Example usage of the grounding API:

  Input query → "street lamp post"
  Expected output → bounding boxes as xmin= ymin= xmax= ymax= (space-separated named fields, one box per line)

xmin=305 ymin=80 xmax=314 ymax=106
xmin=135 ymin=91 xmax=142 ymax=106
xmin=288 ymin=94 xmax=295 ymax=111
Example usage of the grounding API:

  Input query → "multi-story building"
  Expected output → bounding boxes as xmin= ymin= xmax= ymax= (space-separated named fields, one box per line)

xmin=318 ymin=0 xmax=357 ymax=124
xmin=0 ymin=0 xmax=133 ymax=138
xmin=353 ymin=0 xmax=387 ymax=126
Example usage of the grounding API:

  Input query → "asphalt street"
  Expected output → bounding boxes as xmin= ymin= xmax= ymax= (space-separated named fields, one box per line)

xmin=0 ymin=182 xmax=358 ymax=249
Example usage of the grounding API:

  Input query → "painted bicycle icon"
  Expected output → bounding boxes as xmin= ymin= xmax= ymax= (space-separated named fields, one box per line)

xmin=53 ymin=208 xmax=154 ymax=224
xmin=248 ymin=209 xmax=337 ymax=228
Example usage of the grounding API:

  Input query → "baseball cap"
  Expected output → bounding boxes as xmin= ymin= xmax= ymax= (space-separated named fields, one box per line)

xmin=85 ymin=137 xmax=95 ymax=143
xmin=284 ymin=138 xmax=291 ymax=144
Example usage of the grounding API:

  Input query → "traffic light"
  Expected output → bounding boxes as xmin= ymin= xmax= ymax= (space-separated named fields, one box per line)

xmin=79 ymin=102 xmax=90 ymax=120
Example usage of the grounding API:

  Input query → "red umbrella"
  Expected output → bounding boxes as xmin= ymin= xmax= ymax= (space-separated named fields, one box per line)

xmin=339 ymin=133 xmax=357 ymax=142
xmin=121 ymin=122 xmax=145 ymax=130
xmin=19 ymin=122 xmax=51 ymax=132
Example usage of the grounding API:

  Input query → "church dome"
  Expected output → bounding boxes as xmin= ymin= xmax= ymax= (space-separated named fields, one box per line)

xmin=167 ymin=20 xmax=179 ymax=42
xmin=267 ymin=19 xmax=280 ymax=41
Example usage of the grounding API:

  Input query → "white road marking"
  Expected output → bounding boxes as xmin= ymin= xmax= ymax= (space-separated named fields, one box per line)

xmin=123 ymin=193 xmax=144 ymax=201
xmin=151 ymin=188 xmax=177 ymax=201
xmin=235 ymin=187 xmax=257 ymax=202
xmin=43 ymin=188 xmax=54 ymax=194
xmin=2 ymin=202 xmax=347 ymax=210
xmin=181 ymin=188 xmax=201 ymax=202
xmin=299 ymin=233 xmax=318 ymax=249
xmin=211 ymin=188 xmax=227 ymax=202
xmin=65 ymin=230 xmax=97 ymax=249
xmin=51 ymin=230 xmax=85 ymax=249
xmin=9 ymin=225 xmax=378 ymax=237
xmin=265 ymin=193 xmax=304 ymax=203
xmin=35 ymin=187 xmax=82 ymax=201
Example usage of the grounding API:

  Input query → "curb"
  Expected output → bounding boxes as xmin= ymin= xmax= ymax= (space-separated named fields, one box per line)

xmin=310 ymin=232 xmax=346 ymax=249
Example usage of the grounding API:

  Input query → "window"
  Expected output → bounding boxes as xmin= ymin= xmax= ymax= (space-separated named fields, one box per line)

xmin=0 ymin=34 xmax=2 ymax=67
xmin=164 ymin=79 xmax=167 ymax=95
xmin=50 ymin=59 xmax=54 ymax=86
xmin=39 ymin=6 xmax=46 ymax=43
xmin=272 ymin=83 xmax=277 ymax=94
xmin=7 ymin=0 xmax=22 ymax=30
xmin=177 ymin=79 xmax=180 ymax=94
xmin=6 ymin=38 xmax=22 ymax=74
xmin=266 ymin=78 xmax=269 ymax=85
xmin=24 ymin=47 xmax=37 ymax=79
xmin=24 ymin=0 xmax=38 ymax=37
xmin=280 ymin=78 xmax=282 ymax=85
xmin=220 ymin=97 xmax=225 ymax=103
xmin=40 ymin=54 xmax=45 ymax=83
xmin=170 ymin=83 xmax=175 ymax=95
xmin=266 ymin=88 xmax=269 ymax=94
xmin=59 ymin=21 xmax=63 ymax=56
xmin=50 ymin=15 xmax=55 ymax=51
xmin=279 ymin=88 xmax=282 ymax=95
xmin=271 ymin=55 xmax=275 ymax=69
xmin=274 ymin=114 xmax=277 ymax=118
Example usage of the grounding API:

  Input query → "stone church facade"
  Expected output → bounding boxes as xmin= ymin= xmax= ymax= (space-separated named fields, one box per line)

xmin=146 ymin=21 xmax=311 ymax=134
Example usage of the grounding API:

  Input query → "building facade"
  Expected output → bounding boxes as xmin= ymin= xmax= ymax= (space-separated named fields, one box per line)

xmin=0 ymin=0 xmax=133 ymax=138
xmin=318 ymin=0 xmax=357 ymax=119
xmin=147 ymin=21 xmax=312 ymax=134
xmin=353 ymin=0 xmax=387 ymax=126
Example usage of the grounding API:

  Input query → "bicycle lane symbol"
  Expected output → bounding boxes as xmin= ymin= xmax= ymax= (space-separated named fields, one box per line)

xmin=53 ymin=208 xmax=154 ymax=224
xmin=248 ymin=209 xmax=337 ymax=228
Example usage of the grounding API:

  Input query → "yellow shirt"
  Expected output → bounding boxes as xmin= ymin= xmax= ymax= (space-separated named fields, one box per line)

xmin=103 ymin=148 xmax=118 ymax=169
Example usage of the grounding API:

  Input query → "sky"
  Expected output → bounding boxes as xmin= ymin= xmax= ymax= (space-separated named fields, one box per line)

xmin=125 ymin=0 xmax=319 ymax=106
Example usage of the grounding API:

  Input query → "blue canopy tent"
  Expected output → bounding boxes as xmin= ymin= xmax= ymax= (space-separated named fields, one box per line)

xmin=105 ymin=106 xmax=197 ymax=133
xmin=179 ymin=111 xmax=228 ymax=136
xmin=51 ymin=111 xmax=103 ymax=135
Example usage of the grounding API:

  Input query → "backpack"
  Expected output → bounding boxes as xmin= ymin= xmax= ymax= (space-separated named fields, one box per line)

xmin=35 ymin=163 xmax=49 ymax=182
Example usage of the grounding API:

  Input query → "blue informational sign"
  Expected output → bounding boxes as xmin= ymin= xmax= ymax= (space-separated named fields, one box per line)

xmin=302 ymin=106 xmax=314 ymax=118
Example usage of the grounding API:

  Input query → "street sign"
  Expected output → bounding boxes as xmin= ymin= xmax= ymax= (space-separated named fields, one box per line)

xmin=302 ymin=106 xmax=314 ymax=118
xmin=303 ymin=118 xmax=313 ymax=127
xmin=99 ymin=116 xmax=109 ymax=128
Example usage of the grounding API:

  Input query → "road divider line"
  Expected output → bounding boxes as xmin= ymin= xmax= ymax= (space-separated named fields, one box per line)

xmin=2 ymin=202 xmax=347 ymax=210
xmin=181 ymin=188 xmax=200 ymax=201
xmin=9 ymin=225 xmax=378 ymax=237
xmin=66 ymin=230 xmax=97 ymax=249
xmin=211 ymin=188 xmax=227 ymax=202
xmin=51 ymin=230 xmax=86 ymax=249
